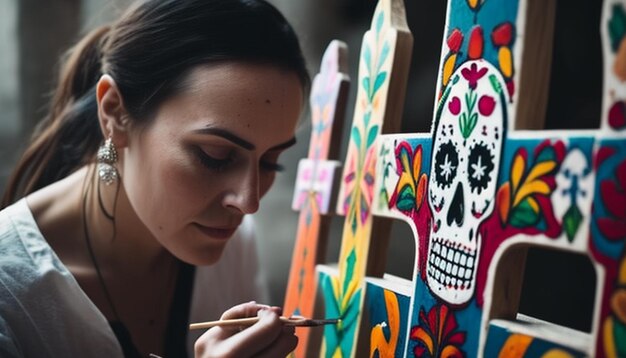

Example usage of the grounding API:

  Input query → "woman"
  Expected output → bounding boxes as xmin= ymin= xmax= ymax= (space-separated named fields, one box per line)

xmin=0 ymin=0 xmax=309 ymax=357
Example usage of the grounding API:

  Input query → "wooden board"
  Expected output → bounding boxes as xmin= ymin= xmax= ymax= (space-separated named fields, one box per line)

xmin=316 ymin=0 xmax=413 ymax=356
xmin=366 ymin=0 xmax=626 ymax=357
xmin=283 ymin=40 xmax=349 ymax=358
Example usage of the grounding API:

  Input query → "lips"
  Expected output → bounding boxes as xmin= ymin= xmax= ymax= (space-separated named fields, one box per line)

xmin=194 ymin=223 xmax=238 ymax=240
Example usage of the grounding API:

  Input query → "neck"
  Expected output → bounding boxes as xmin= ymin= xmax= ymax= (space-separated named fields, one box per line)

xmin=85 ymin=164 xmax=175 ymax=275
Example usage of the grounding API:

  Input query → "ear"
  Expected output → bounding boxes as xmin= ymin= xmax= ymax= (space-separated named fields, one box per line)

xmin=96 ymin=74 xmax=130 ymax=148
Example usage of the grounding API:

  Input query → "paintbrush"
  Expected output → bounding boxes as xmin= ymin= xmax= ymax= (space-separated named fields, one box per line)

xmin=189 ymin=316 xmax=339 ymax=330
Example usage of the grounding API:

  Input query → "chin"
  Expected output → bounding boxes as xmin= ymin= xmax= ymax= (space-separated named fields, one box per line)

xmin=166 ymin=225 xmax=232 ymax=265
xmin=178 ymin=245 xmax=226 ymax=266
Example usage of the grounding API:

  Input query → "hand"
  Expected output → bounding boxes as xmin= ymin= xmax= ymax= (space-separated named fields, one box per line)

xmin=194 ymin=301 xmax=298 ymax=358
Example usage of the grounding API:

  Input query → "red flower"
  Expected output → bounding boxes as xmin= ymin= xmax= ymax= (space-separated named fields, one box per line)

xmin=447 ymin=29 xmax=464 ymax=53
xmin=492 ymin=22 xmax=514 ymax=47
xmin=609 ymin=101 xmax=626 ymax=130
xmin=478 ymin=95 xmax=495 ymax=116
xmin=598 ymin=158 xmax=626 ymax=240
xmin=506 ymin=80 xmax=515 ymax=99
xmin=468 ymin=26 xmax=484 ymax=60
xmin=461 ymin=62 xmax=488 ymax=90
xmin=449 ymin=96 xmax=461 ymax=115
xmin=410 ymin=304 xmax=466 ymax=357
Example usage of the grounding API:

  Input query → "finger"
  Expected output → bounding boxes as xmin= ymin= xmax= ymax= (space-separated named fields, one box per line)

xmin=217 ymin=302 xmax=274 ymax=336
xmin=194 ymin=327 xmax=227 ymax=357
xmin=225 ymin=309 xmax=284 ymax=356
xmin=220 ymin=301 xmax=270 ymax=320
xmin=253 ymin=326 xmax=298 ymax=358
xmin=194 ymin=314 xmax=284 ymax=358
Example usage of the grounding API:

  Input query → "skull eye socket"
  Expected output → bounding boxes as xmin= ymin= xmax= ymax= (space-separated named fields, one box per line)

xmin=467 ymin=142 xmax=494 ymax=194
xmin=434 ymin=141 xmax=458 ymax=189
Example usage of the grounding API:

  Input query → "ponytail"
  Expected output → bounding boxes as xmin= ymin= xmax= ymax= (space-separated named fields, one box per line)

xmin=1 ymin=26 xmax=110 ymax=207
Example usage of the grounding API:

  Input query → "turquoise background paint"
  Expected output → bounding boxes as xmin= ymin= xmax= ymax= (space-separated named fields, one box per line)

xmin=447 ymin=0 xmax=519 ymax=67
xmin=365 ymin=283 xmax=410 ymax=357
xmin=484 ymin=324 xmax=585 ymax=357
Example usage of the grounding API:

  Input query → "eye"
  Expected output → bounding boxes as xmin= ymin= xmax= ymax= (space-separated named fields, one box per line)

xmin=260 ymin=152 xmax=285 ymax=172
xmin=467 ymin=142 xmax=494 ymax=194
xmin=193 ymin=147 xmax=235 ymax=171
xmin=434 ymin=140 xmax=458 ymax=189
xmin=260 ymin=161 xmax=285 ymax=172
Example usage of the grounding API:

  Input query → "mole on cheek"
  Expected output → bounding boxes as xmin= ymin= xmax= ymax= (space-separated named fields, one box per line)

xmin=265 ymin=99 xmax=271 ymax=104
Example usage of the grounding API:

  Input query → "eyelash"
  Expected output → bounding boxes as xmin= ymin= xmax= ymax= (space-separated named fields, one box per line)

xmin=194 ymin=147 xmax=234 ymax=171
xmin=193 ymin=147 xmax=285 ymax=173
xmin=261 ymin=161 xmax=285 ymax=172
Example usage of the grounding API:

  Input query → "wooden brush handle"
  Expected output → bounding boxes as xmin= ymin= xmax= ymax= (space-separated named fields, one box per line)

xmin=189 ymin=316 xmax=338 ymax=330
xmin=189 ymin=316 xmax=295 ymax=330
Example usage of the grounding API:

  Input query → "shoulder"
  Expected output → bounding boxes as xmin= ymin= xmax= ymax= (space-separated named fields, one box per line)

xmin=0 ymin=200 xmax=123 ymax=356
xmin=0 ymin=199 xmax=49 ymax=270
xmin=0 ymin=199 xmax=65 ymax=281
xmin=0 ymin=198 xmax=72 ymax=318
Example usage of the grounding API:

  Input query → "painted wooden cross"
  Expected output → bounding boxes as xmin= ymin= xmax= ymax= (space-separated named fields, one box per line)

xmin=364 ymin=0 xmax=626 ymax=357
xmin=315 ymin=0 xmax=413 ymax=357
xmin=283 ymin=40 xmax=350 ymax=358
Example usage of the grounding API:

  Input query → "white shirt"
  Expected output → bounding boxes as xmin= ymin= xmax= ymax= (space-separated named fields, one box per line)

xmin=0 ymin=199 xmax=268 ymax=357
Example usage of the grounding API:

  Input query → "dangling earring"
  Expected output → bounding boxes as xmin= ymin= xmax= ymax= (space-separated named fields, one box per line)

xmin=97 ymin=138 xmax=118 ymax=185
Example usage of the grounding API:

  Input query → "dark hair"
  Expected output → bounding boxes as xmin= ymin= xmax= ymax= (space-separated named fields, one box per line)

xmin=2 ymin=0 xmax=309 ymax=207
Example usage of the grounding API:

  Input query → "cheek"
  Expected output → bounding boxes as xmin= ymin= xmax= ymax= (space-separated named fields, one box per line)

xmin=122 ymin=139 xmax=216 ymax=235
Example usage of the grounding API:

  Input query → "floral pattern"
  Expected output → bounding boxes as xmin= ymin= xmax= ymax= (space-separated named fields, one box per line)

xmin=321 ymin=271 xmax=362 ymax=358
xmin=608 ymin=5 xmax=626 ymax=131
xmin=323 ymin=4 xmax=395 ymax=357
xmin=597 ymin=158 xmax=626 ymax=240
xmin=390 ymin=142 xmax=427 ymax=214
xmin=496 ymin=141 xmax=563 ymax=229
xmin=410 ymin=304 xmax=466 ymax=357
xmin=450 ymin=63 xmax=492 ymax=139
xmin=343 ymin=147 xmax=378 ymax=231
xmin=442 ymin=29 xmax=464 ymax=90
xmin=461 ymin=62 xmax=487 ymax=90
xmin=609 ymin=102 xmax=626 ymax=130
xmin=603 ymin=256 xmax=626 ymax=358
xmin=597 ymin=156 xmax=626 ymax=357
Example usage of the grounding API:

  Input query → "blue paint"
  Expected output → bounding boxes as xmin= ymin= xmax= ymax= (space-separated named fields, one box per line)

xmin=400 ymin=137 xmax=433 ymax=172
xmin=407 ymin=279 xmax=481 ymax=357
xmin=448 ymin=0 xmax=519 ymax=67
xmin=365 ymin=283 xmax=410 ymax=357
xmin=484 ymin=323 xmax=586 ymax=357
xmin=498 ymin=137 xmax=594 ymax=186
xmin=319 ymin=271 xmax=362 ymax=358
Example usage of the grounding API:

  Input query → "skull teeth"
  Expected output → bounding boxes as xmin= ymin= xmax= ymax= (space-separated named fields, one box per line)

xmin=428 ymin=238 xmax=476 ymax=290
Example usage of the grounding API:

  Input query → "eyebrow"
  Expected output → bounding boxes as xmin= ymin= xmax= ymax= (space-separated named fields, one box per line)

xmin=193 ymin=127 xmax=297 ymax=151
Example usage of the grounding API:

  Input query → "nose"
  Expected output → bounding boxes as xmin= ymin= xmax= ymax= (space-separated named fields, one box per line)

xmin=447 ymin=182 xmax=464 ymax=227
xmin=222 ymin=165 xmax=261 ymax=214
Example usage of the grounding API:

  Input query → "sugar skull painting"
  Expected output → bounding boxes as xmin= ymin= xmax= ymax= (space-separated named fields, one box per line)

xmin=426 ymin=60 xmax=507 ymax=306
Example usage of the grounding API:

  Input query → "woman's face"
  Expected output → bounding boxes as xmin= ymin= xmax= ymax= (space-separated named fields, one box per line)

xmin=120 ymin=63 xmax=303 ymax=265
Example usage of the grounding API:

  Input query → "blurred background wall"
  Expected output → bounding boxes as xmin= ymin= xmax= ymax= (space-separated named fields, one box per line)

xmin=0 ymin=0 xmax=603 ymax=332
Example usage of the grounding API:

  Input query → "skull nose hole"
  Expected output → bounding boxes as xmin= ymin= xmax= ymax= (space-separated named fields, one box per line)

xmin=447 ymin=182 xmax=464 ymax=227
